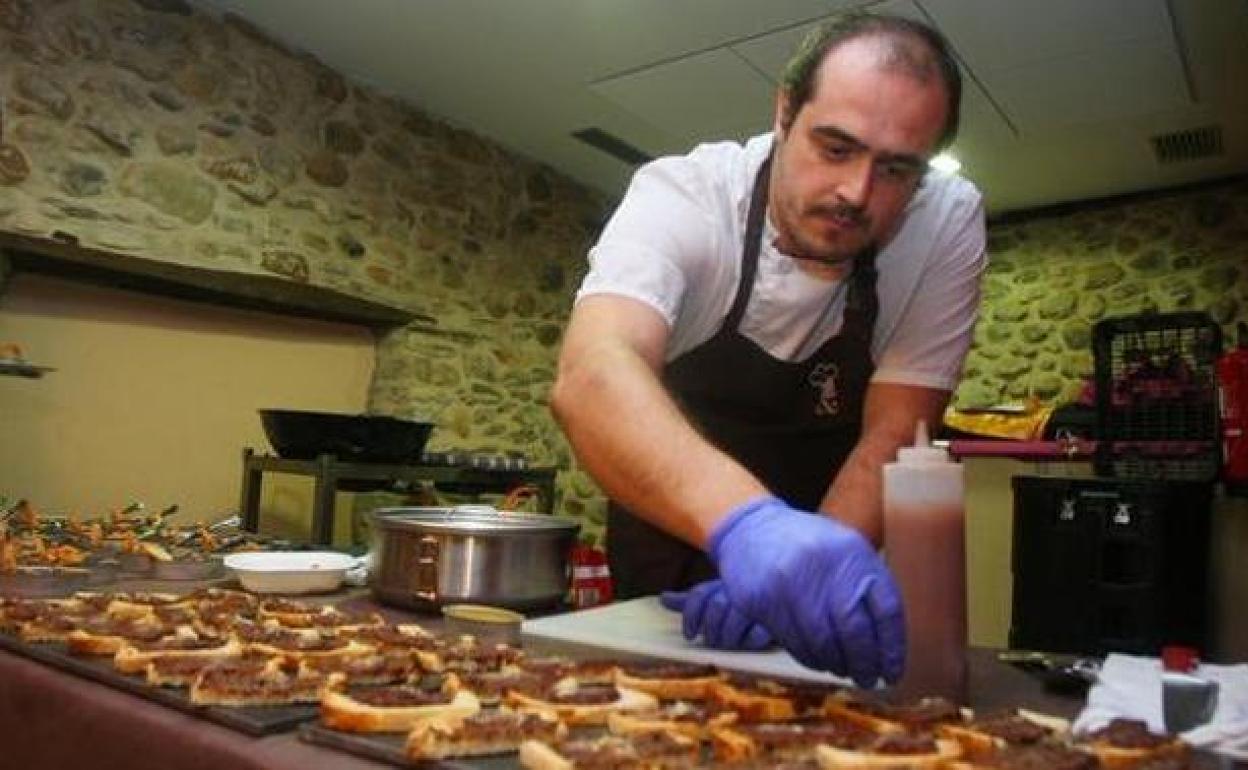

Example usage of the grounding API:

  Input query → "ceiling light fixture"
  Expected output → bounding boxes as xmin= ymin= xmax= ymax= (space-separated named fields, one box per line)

xmin=928 ymin=153 xmax=962 ymax=174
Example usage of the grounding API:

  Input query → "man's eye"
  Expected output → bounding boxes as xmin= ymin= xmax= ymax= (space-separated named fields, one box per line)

xmin=822 ymin=144 xmax=853 ymax=160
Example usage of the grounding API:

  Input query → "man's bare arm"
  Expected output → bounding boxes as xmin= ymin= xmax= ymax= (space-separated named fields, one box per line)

xmin=819 ymin=381 xmax=952 ymax=546
xmin=549 ymin=295 xmax=767 ymax=548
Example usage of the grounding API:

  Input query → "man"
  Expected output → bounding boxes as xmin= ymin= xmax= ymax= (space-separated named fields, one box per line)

xmin=550 ymin=13 xmax=985 ymax=687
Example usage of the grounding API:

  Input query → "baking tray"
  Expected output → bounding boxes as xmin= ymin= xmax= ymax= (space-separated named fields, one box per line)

xmin=0 ymin=631 xmax=316 ymax=735
xmin=0 ymin=554 xmax=127 ymax=598
xmin=301 ymin=722 xmax=559 ymax=770
xmin=0 ymin=567 xmax=93 ymax=598
xmin=299 ymin=720 xmax=1233 ymax=770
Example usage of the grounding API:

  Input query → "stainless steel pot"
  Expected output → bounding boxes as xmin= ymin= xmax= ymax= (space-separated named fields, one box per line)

xmin=369 ymin=505 xmax=580 ymax=611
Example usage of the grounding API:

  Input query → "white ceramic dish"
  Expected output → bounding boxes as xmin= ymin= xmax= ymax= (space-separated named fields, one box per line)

xmin=223 ymin=551 xmax=357 ymax=594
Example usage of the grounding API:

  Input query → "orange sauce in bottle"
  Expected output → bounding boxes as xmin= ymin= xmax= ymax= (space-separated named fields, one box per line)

xmin=882 ymin=421 xmax=968 ymax=703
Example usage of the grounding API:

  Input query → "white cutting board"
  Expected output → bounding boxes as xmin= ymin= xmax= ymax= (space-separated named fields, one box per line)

xmin=522 ymin=596 xmax=852 ymax=685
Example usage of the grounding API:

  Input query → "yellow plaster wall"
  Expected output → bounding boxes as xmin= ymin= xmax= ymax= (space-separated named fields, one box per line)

xmin=0 ymin=273 xmax=373 ymax=544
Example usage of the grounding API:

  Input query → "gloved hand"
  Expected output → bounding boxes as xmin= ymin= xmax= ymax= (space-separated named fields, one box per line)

xmin=709 ymin=496 xmax=905 ymax=687
xmin=659 ymin=579 xmax=774 ymax=651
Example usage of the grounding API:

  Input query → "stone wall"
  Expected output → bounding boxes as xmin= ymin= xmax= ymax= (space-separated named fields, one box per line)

xmin=4 ymin=0 xmax=1245 ymax=550
xmin=956 ymin=178 xmax=1248 ymax=410
xmin=0 ymin=0 xmax=610 ymax=542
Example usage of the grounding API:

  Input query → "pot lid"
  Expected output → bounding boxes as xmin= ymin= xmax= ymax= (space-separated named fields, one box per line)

xmin=371 ymin=505 xmax=579 ymax=534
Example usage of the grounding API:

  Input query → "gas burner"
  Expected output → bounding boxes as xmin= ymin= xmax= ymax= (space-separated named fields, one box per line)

xmin=419 ymin=452 xmax=529 ymax=471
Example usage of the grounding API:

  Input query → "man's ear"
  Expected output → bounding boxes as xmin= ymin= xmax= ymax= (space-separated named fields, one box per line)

xmin=773 ymin=89 xmax=792 ymax=138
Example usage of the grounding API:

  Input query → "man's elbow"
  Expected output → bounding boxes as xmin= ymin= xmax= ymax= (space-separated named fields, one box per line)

xmin=549 ymin=356 xmax=596 ymax=430
xmin=548 ymin=368 xmax=574 ymax=428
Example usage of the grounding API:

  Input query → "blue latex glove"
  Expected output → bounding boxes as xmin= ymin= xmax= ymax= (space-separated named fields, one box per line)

xmin=709 ymin=496 xmax=905 ymax=687
xmin=659 ymin=579 xmax=774 ymax=651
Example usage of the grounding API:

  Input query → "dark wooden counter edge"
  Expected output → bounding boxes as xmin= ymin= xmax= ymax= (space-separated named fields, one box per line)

xmin=0 ymin=231 xmax=422 ymax=331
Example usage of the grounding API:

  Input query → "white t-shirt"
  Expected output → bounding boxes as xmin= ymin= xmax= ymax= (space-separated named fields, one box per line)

xmin=577 ymin=133 xmax=987 ymax=391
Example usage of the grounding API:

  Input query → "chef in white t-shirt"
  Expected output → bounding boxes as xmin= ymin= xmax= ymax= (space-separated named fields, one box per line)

xmin=550 ymin=12 xmax=986 ymax=687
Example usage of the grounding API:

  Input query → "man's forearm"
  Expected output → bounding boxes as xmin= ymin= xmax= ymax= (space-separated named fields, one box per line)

xmin=820 ymin=382 xmax=951 ymax=546
xmin=551 ymin=311 xmax=766 ymax=548
xmin=820 ymin=432 xmax=902 ymax=546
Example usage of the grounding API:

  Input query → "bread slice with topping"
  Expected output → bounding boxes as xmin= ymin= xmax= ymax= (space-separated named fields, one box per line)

xmin=319 ymin=672 xmax=480 ymax=733
xmin=505 ymin=677 xmax=659 ymax=726
xmin=405 ymin=709 xmax=566 ymax=760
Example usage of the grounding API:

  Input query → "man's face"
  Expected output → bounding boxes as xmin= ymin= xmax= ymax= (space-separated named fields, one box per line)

xmin=768 ymin=37 xmax=949 ymax=265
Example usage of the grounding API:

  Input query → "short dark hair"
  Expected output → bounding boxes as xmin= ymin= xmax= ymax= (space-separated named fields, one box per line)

xmin=779 ymin=13 xmax=963 ymax=151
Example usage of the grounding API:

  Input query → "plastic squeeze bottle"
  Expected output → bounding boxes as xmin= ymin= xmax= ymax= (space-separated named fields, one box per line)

xmin=882 ymin=420 xmax=968 ymax=703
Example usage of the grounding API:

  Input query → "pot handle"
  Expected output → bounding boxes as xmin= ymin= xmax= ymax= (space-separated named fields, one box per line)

xmin=414 ymin=534 xmax=440 ymax=604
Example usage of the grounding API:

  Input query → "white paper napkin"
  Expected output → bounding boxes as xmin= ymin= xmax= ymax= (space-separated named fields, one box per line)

xmin=1074 ymin=653 xmax=1248 ymax=760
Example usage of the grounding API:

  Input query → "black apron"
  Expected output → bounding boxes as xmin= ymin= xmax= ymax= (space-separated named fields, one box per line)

xmin=606 ymin=153 xmax=881 ymax=600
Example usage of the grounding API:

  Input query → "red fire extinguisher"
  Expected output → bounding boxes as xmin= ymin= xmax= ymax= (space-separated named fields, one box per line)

xmin=1218 ymin=322 xmax=1248 ymax=490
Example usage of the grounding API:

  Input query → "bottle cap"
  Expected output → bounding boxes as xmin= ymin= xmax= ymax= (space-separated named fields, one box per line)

xmin=1162 ymin=645 xmax=1199 ymax=673
xmin=896 ymin=420 xmax=951 ymax=464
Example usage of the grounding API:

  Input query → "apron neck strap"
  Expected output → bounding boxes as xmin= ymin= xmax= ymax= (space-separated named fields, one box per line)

xmin=724 ymin=151 xmax=772 ymax=330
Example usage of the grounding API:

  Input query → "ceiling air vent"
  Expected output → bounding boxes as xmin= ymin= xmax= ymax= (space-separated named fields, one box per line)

xmin=1150 ymin=125 xmax=1223 ymax=164
xmin=572 ymin=127 xmax=653 ymax=166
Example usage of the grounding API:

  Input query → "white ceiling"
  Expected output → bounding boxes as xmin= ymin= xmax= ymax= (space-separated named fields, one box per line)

xmin=195 ymin=0 xmax=1248 ymax=215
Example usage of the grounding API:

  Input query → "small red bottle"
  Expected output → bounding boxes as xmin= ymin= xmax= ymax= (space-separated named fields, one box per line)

xmin=569 ymin=543 xmax=613 ymax=608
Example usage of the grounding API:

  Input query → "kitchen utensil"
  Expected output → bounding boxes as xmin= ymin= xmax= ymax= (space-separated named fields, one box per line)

xmin=522 ymin=596 xmax=849 ymax=685
xmin=259 ymin=409 xmax=434 ymax=464
xmin=1164 ymin=671 xmax=1220 ymax=733
xmin=998 ymin=650 xmax=1100 ymax=697
xmin=369 ymin=505 xmax=579 ymax=611
xmin=223 ymin=551 xmax=358 ymax=594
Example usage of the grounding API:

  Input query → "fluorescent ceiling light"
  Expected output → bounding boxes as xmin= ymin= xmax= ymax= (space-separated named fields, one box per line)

xmin=929 ymin=153 xmax=961 ymax=174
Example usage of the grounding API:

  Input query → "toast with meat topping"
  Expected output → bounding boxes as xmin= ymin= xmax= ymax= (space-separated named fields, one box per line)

xmin=941 ymin=743 xmax=1098 ymax=770
xmin=711 ymin=718 xmax=881 ymax=763
xmin=65 ymin=616 xmax=174 ymax=656
xmin=937 ymin=708 xmax=1069 ymax=761
xmin=189 ymin=661 xmax=325 ymax=706
xmin=113 ymin=630 xmax=240 ymax=674
xmin=1073 ymin=718 xmax=1189 ymax=769
xmin=320 ymin=672 xmax=479 ymax=733
xmin=145 ymin=652 xmax=276 ymax=688
xmin=814 ymin=735 xmax=963 ymax=769
xmin=608 ymin=700 xmax=738 ymax=742
xmin=519 ymin=731 xmax=699 ymax=770
xmin=405 ymin=709 xmax=566 ymax=760
xmin=505 ymin=677 xmax=659 ymax=726
xmin=823 ymin=692 xmax=964 ymax=734
xmin=615 ymin=661 xmax=725 ymax=701
xmin=706 ymin=677 xmax=843 ymax=722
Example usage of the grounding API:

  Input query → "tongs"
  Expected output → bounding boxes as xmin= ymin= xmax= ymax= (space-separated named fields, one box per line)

xmin=998 ymin=650 xmax=1101 ymax=696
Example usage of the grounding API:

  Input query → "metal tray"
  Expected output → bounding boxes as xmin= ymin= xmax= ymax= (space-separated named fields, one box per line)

xmin=0 ymin=631 xmax=316 ymax=735
xmin=0 ymin=566 xmax=91 ymax=598
xmin=0 ymin=555 xmax=128 ymax=598
xmin=151 ymin=557 xmax=225 ymax=581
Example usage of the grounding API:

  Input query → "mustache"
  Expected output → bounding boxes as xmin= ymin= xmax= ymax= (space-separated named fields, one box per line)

xmin=807 ymin=203 xmax=868 ymax=228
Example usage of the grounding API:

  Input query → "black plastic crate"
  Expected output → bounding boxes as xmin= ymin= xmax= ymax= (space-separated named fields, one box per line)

xmin=1010 ymin=476 xmax=1212 ymax=656
xmin=1092 ymin=312 xmax=1222 ymax=481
